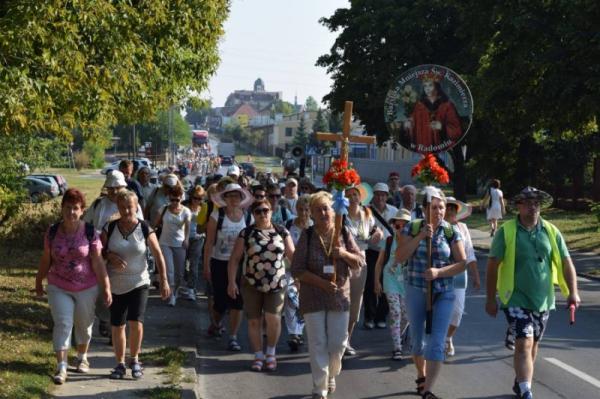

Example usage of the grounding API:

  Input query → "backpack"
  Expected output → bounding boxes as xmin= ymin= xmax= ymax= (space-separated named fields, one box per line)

xmin=154 ymin=206 xmax=169 ymax=239
xmin=48 ymin=222 xmax=95 ymax=248
xmin=105 ymin=219 xmax=152 ymax=243
xmin=409 ymin=219 xmax=455 ymax=246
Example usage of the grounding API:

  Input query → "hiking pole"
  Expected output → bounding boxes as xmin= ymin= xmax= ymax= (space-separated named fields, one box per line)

xmin=426 ymin=203 xmax=433 ymax=334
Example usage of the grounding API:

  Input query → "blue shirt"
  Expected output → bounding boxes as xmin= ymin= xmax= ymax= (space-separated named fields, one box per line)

xmin=401 ymin=220 xmax=462 ymax=293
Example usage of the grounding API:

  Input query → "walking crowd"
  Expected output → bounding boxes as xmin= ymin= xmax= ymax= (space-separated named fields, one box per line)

xmin=35 ymin=160 xmax=580 ymax=399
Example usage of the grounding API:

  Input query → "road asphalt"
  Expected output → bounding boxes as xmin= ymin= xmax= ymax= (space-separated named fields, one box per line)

xmin=49 ymin=227 xmax=600 ymax=398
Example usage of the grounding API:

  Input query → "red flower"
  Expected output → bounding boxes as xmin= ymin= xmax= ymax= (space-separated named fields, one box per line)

xmin=412 ymin=154 xmax=450 ymax=185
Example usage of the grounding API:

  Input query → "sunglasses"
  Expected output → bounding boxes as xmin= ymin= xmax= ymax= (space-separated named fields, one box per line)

xmin=269 ymin=194 xmax=282 ymax=199
xmin=254 ymin=194 xmax=266 ymax=199
xmin=253 ymin=208 xmax=270 ymax=215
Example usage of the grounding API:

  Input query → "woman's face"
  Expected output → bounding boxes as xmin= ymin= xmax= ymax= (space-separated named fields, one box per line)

xmin=107 ymin=186 xmax=122 ymax=202
xmin=296 ymin=203 xmax=310 ymax=220
xmin=62 ymin=201 xmax=84 ymax=223
xmin=345 ymin=188 xmax=361 ymax=205
xmin=426 ymin=197 xmax=446 ymax=224
xmin=224 ymin=191 xmax=242 ymax=207
xmin=252 ymin=205 xmax=272 ymax=225
xmin=445 ymin=205 xmax=458 ymax=223
xmin=392 ymin=219 xmax=408 ymax=232
xmin=423 ymin=80 xmax=436 ymax=97
xmin=138 ymin=170 xmax=150 ymax=185
xmin=117 ymin=197 xmax=138 ymax=221
xmin=311 ymin=201 xmax=334 ymax=229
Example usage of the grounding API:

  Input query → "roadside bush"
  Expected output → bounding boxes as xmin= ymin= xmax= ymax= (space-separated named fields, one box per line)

xmin=83 ymin=141 xmax=105 ymax=168
xmin=73 ymin=151 xmax=90 ymax=170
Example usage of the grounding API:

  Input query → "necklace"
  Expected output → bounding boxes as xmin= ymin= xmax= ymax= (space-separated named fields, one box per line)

xmin=317 ymin=228 xmax=334 ymax=259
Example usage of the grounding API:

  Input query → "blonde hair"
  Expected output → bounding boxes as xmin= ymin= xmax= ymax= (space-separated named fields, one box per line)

xmin=191 ymin=185 xmax=205 ymax=199
xmin=309 ymin=191 xmax=333 ymax=209
xmin=116 ymin=189 xmax=138 ymax=204
xmin=296 ymin=194 xmax=311 ymax=210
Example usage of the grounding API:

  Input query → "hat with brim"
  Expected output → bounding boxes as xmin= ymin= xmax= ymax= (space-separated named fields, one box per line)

xmin=445 ymin=196 xmax=472 ymax=221
xmin=511 ymin=186 xmax=553 ymax=208
xmin=213 ymin=183 xmax=254 ymax=208
xmin=346 ymin=183 xmax=374 ymax=206
xmin=104 ymin=170 xmax=127 ymax=188
xmin=389 ymin=208 xmax=412 ymax=223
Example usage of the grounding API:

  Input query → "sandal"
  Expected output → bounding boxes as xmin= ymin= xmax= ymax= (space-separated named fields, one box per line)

xmin=264 ymin=354 xmax=277 ymax=371
xmin=109 ymin=363 xmax=127 ymax=379
xmin=227 ymin=339 xmax=241 ymax=351
xmin=415 ymin=376 xmax=426 ymax=394
xmin=328 ymin=376 xmax=336 ymax=393
xmin=422 ymin=391 xmax=441 ymax=399
xmin=392 ymin=349 xmax=403 ymax=361
xmin=250 ymin=357 xmax=264 ymax=372
xmin=130 ymin=361 xmax=143 ymax=379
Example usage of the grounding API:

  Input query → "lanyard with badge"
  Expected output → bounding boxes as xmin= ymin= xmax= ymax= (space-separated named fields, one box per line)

xmin=318 ymin=231 xmax=336 ymax=277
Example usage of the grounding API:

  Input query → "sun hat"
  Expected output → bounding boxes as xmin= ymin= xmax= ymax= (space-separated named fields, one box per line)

xmin=445 ymin=196 xmax=472 ymax=221
xmin=213 ymin=183 xmax=254 ymax=208
xmin=346 ymin=183 xmax=374 ymax=206
xmin=104 ymin=170 xmax=127 ymax=188
xmin=163 ymin=174 xmax=179 ymax=188
xmin=227 ymin=165 xmax=241 ymax=177
xmin=389 ymin=208 xmax=412 ymax=223
xmin=286 ymin=177 xmax=298 ymax=186
xmin=373 ymin=182 xmax=390 ymax=193
xmin=511 ymin=186 xmax=553 ymax=208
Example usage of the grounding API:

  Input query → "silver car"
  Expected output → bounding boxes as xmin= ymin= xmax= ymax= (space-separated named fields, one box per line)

xmin=23 ymin=176 xmax=60 ymax=202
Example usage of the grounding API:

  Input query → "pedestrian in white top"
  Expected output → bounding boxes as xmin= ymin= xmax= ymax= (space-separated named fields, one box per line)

xmin=482 ymin=179 xmax=505 ymax=236
xmin=102 ymin=190 xmax=170 ymax=380
xmin=363 ymin=182 xmax=398 ymax=330
xmin=153 ymin=184 xmax=191 ymax=306
xmin=284 ymin=177 xmax=299 ymax=215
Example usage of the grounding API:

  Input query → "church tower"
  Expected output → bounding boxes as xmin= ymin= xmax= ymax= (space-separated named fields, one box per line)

xmin=254 ymin=78 xmax=265 ymax=92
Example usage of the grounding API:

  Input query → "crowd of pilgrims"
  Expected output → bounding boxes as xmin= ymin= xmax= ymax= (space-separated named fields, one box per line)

xmin=36 ymin=159 xmax=481 ymax=399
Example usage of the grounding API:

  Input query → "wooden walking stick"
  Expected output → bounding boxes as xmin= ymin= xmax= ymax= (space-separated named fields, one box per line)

xmin=425 ymin=196 xmax=433 ymax=334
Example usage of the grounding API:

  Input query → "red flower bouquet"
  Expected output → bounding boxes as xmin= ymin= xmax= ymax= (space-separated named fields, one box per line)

xmin=323 ymin=159 xmax=361 ymax=191
xmin=411 ymin=154 xmax=450 ymax=185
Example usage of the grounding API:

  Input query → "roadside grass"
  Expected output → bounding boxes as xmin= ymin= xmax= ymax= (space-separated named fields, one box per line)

xmin=0 ymin=268 xmax=54 ymax=399
xmin=45 ymin=167 xmax=105 ymax=201
xmin=140 ymin=347 xmax=186 ymax=386
xmin=136 ymin=386 xmax=181 ymax=399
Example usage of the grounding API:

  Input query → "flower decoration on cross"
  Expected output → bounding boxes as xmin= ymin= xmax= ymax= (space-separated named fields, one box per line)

xmin=323 ymin=158 xmax=361 ymax=215
xmin=411 ymin=154 xmax=450 ymax=186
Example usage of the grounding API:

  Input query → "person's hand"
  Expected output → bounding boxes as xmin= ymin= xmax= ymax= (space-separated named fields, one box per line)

xmin=485 ymin=298 xmax=498 ymax=317
xmin=418 ymin=224 xmax=434 ymax=240
xmin=107 ymin=253 xmax=127 ymax=270
xmin=35 ymin=280 xmax=46 ymax=299
xmin=369 ymin=229 xmax=383 ymax=245
xmin=430 ymin=121 xmax=442 ymax=130
xmin=320 ymin=279 xmax=338 ymax=294
xmin=203 ymin=266 xmax=211 ymax=281
xmin=227 ymin=282 xmax=239 ymax=299
xmin=182 ymin=240 xmax=189 ymax=250
xmin=332 ymin=246 xmax=346 ymax=260
xmin=471 ymin=276 xmax=481 ymax=291
xmin=103 ymin=287 xmax=113 ymax=307
xmin=567 ymin=292 xmax=581 ymax=309
xmin=424 ymin=267 xmax=440 ymax=281
xmin=160 ymin=279 xmax=171 ymax=300
xmin=374 ymin=280 xmax=383 ymax=297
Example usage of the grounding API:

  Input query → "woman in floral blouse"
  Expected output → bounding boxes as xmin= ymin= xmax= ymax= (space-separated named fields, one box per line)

xmin=291 ymin=191 xmax=364 ymax=399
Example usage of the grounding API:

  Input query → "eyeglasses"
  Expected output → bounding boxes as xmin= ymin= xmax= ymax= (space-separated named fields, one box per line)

xmin=253 ymin=208 xmax=270 ymax=215
xmin=170 ymin=197 xmax=181 ymax=202
xmin=269 ymin=194 xmax=282 ymax=199
xmin=254 ymin=194 xmax=265 ymax=199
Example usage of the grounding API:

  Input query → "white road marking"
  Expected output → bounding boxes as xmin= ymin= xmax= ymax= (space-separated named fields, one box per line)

xmin=545 ymin=357 xmax=600 ymax=389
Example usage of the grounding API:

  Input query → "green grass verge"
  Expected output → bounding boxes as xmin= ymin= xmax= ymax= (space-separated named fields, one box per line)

xmin=45 ymin=167 xmax=105 ymax=201
xmin=136 ymin=386 xmax=182 ymax=399
xmin=0 ymin=269 xmax=55 ymax=399
xmin=140 ymin=347 xmax=186 ymax=386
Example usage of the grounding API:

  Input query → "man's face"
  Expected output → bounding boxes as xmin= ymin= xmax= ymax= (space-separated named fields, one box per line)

xmin=517 ymin=199 xmax=541 ymax=221
xmin=373 ymin=191 xmax=388 ymax=208
xmin=389 ymin=175 xmax=400 ymax=190
xmin=285 ymin=181 xmax=297 ymax=197
xmin=138 ymin=170 xmax=150 ymax=184
xmin=401 ymin=189 xmax=416 ymax=208
xmin=120 ymin=164 xmax=133 ymax=178
xmin=267 ymin=189 xmax=282 ymax=209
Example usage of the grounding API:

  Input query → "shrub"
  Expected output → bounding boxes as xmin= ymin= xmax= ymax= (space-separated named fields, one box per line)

xmin=83 ymin=141 xmax=105 ymax=169
xmin=73 ymin=151 xmax=90 ymax=170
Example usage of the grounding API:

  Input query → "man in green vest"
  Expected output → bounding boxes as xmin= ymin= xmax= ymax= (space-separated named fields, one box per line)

xmin=485 ymin=187 xmax=580 ymax=399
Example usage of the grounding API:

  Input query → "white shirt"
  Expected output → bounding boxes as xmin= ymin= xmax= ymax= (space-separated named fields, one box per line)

xmin=210 ymin=210 xmax=247 ymax=261
xmin=158 ymin=206 xmax=192 ymax=247
xmin=345 ymin=211 xmax=376 ymax=251
xmin=104 ymin=222 xmax=150 ymax=295
xmin=84 ymin=196 xmax=144 ymax=233
xmin=368 ymin=203 xmax=398 ymax=250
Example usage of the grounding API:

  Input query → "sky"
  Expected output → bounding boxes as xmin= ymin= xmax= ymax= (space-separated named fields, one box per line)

xmin=206 ymin=0 xmax=349 ymax=108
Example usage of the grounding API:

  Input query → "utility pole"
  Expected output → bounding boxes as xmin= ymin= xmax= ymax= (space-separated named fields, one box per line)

xmin=132 ymin=124 xmax=136 ymax=159
xmin=168 ymin=107 xmax=174 ymax=165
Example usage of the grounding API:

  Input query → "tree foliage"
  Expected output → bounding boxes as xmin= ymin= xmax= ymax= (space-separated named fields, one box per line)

xmin=292 ymin=116 xmax=309 ymax=148
xmin=0 ymin=0 xmax=229 ymax=140
xmin=318 ymin=0 xmax=600 ymax=199
xmin=272 ymin=100 xmax=296 ymax=116
xmin=305 ymin=96 xmax=319 ymax=112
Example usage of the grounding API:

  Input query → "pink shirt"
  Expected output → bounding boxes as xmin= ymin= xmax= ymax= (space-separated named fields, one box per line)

xmin=46 ymin=224 xmax=102 ymax=292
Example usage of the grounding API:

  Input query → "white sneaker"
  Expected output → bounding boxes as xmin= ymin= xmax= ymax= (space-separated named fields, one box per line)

xmin=168 ymin=295 xmax=176 ymax=307
xmin=445 ymin=339 xmax=455 ymax=357
xmin=186 ymin=289 xmax=196 ymax=301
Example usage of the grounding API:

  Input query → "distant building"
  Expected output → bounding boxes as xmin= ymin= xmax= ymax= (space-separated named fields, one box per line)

xmin=224 ymin=78 xmax=282 ymax=112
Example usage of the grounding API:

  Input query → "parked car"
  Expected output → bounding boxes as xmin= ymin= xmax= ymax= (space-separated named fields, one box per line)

xmin=239 ymin=162 xmax=256 ymax=178
xmin=29 ymin=173 xmax=68 ymax=195
xmin=23 ymin=176 xmax=59 ymax=202
xmin=220 ymin=156 xmax=234 ymax=166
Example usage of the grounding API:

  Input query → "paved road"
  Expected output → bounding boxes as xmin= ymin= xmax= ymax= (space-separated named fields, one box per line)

xmin=194 ymin=251 xmax=600 ymax=399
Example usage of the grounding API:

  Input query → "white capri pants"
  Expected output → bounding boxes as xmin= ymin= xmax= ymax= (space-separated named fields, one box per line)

xmin=450 ymin=288 xmax=466 ymax=327
xmin=161 ymin=245 xmax=187 ymax=291
xmin=47 ymin=284 xmax=98 ymax=352
xmin=304 ymin=310 xmax=349 ymax=397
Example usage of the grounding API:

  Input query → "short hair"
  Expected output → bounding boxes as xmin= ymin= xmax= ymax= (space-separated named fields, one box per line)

xmin=62 ymin=188 xmax=86 ymax=209
xmin=491 ymin=179 xmax=501 ymax=189
xmin=266 ymin=183 xmax=281 ymax=193
xmin=119 ymin=159 xmax=133 ymax=169
xmin=402 ymin=184 xmax=417 ymax=194
xmin=191 ymin=185 xmax=205 ymax=198
xmin=116 ymin=189 xmax=138 ymax=204
xmin=296 ymin=194 xmax=311 ymax=210
xmin=250 ymin=199 xmax=271 ymax=214
xmin=167 ymin=184 xmax=184 ymax=197
xmin=310 ymin=191 xmax=333 ymax=209
xmin=252 ymin=184 xmax=266 ymax=194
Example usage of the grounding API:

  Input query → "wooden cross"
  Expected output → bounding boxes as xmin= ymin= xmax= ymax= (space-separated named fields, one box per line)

xmin=316 ymin=101 xmax=376 ymax=161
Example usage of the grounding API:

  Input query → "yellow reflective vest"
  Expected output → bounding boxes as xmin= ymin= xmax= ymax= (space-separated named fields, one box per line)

xmin=497 ymin=218 xmax=570 ymax=305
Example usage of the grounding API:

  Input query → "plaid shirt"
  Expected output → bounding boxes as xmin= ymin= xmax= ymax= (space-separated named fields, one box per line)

xmin=401 ymin=220 xmax=462 ymax=293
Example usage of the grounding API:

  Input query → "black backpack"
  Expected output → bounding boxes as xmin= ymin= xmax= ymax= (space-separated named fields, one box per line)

xmin=48 ymin=222 xmax=95 ymax=247
xmin=105 ymin=219 xmax=152 ymax=243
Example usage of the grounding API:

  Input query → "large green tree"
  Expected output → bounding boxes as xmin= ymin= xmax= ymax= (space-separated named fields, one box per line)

xmin=0 ymin=0 xmax=229 ymax=139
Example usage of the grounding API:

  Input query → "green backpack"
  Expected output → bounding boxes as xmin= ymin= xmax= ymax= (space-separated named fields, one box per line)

xmin=410 ymin=219 xmax=455 ymax=245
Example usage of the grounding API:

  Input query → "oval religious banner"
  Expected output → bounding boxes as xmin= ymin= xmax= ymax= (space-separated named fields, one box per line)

xmin=384 ymin=64 xmax=474 ymax=154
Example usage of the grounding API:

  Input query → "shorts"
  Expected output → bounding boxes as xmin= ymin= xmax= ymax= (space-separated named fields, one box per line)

xmin=110 ymin=285 xmax=149 ymax=326
xmin=504 ymin=307 xmax=549 ymax=342
xmin=210 ymin=258 xmax=243 ymax=314
xmin=241 ymin=278 xmax=285 ymax=319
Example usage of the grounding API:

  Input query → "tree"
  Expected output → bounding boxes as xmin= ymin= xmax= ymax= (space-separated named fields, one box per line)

xmin=0 ymin=1 xmax=228 ymax=140
xmin=185 ymin=100 xmax=212 ymax=128
xmin=271 ymin=100 xmax=295 ymax=116
xmin=305 ymin=96 xmax=319 ymax=112
xmin=311 ymin=108 xmax=330 ymax=150
xmin=292 ymin=116 xmax=309 ymax=149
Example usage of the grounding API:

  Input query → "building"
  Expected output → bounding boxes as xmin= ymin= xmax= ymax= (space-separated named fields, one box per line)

xmin=224 ymin=78 xmax=282 ymax=113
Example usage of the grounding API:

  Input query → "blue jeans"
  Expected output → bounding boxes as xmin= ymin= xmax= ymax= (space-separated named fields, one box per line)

xmin=405 ymin=284 xmax=455 ymax=361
